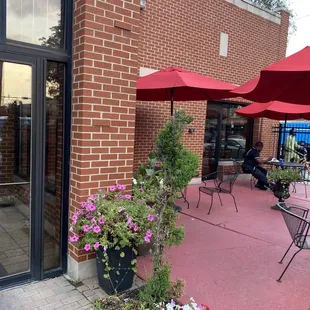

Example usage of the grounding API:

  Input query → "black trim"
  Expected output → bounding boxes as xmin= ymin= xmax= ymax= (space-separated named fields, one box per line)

xmin=0 ymin=0 xmax=5 ymax=43
xmin=0 ymin=273 xmax=32 ymax=290
xmin=0 ymin=0 xmax=73 ymax=285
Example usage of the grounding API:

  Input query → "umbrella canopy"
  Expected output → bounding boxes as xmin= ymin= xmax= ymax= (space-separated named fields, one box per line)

xmin=231 ymin=46 xmax=310 ymax=104
xmin=137 ymin=67 xmax=238 ymax=114
xmin=236 ymin=101 xmax=310 ymax=120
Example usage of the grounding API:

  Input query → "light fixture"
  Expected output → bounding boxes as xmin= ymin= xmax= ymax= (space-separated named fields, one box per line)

xmin=140 ymin=0 xmax=146 ymax=9
xmin=188 ymin=128 xmax=195 ymax=134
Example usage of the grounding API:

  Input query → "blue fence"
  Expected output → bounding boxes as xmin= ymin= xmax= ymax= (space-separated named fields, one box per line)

xmin=273 ymin=122 xmax=310 ymax=160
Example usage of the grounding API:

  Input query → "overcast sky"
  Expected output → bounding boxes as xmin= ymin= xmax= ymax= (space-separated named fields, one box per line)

xmin=287 ymin=0 xmax=310 ymax=56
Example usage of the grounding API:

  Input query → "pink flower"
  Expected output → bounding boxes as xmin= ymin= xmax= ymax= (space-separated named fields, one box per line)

xmin=119 ymin=195 xmax=124 ymax=199
xmin=103 ymin=245 xmax=108 ymax=252
xmin=140 ymin=187 xmax=144 ymax=192
xmin=119 ymin=207 xmax=125 ymax=213
xmin=126 ymin=215 xmax=132 ymax=224
xmin=124 ymin=194 xmax=132 ymax=200
xmin=146 ymin=230 xmax=152 ymax=238
xmin=129 ymin=222 xmax=133 ymax=229
xmin=87 ymin=203 xmax=96 ymax=212
xmin=117 ymin=184 xmax=125 ymax=190
xmin=144 ymin=236 xmax=150 ymax=243
xmin=70 ymin=235 xmax=79 ymax=243
xmin=83 ymin=225 xmax=91 ymax=232
xmin=76 ymin=211 xmax=82 ymax=216
xmin=147 ymin=214 xmax=154 ymax=222
xmin=72 ymin=215 xmax=78 ymax=224
xmin=134 ymin=224 xmax=138 ymax=232
xmin=84 ymin=244 xmax=91 ymax=251
xmin=80 ymin=201 xmax=87 ymax=208
xmin=88 ymin=195 xmax=96 ymax=201
xmin=110 ymin=186 xmax=116 ymax=192
xmin=86 ymin=214 xmax=93 ymax=219
xmin=94 ymin=242 xmax=100 ymax=250
xmin=93 ymin=226 xmax=101 ymax=233
xmin=99 ymin=218 xmax=105 ymax=225
xmin=156 ymin=215 xmax=160 ymax=221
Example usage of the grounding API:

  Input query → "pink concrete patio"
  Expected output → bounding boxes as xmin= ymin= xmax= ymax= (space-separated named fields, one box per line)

xmin=137 ymin=179 xmax=310 ymax=310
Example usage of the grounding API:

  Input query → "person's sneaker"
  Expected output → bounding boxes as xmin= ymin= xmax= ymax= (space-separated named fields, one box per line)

xmin=255 ymin=184 xmax=267 ymax=190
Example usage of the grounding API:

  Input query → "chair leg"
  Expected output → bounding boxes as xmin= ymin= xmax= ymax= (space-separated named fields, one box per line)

xmin=196 ymin=189 xmax=201 ymax=208
xmin=292 ymin=182 xmax=296 ymax=193
xmin=207 ymin=193 xmax=214 ymax=215
xmin=305 ymin=182 xmax=308 ymax=198
xmin=277 ymin=248 xmax=302 ymax=282
xmin=217 ymin=192 xmax=223 ymax=206
xmin=230 ymin=194 xmax=238 ymax=212
xmin=250 ymin=177 xmax=253 ymax=190
xmin=278 ymin=241 xmax=294 ymax=264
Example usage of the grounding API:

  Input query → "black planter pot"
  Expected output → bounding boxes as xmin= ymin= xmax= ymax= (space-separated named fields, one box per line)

xmin=271 ymin=181 xmax=290 ymax=210
xmin=273 ymin=181 xmax=290 ymax=202
xmin=95 ymin=245 xmax=136 ymax=295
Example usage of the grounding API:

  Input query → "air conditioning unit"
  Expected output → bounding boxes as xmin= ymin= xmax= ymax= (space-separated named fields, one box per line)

xmin=140 ymin=0 xmax=146 ymax=9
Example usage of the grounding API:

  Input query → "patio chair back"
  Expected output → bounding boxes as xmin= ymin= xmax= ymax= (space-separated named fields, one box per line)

xmin=218 ymin=172 xmax=238 ymax=194
xmin=278 ymin=203 xmax=310 ymax=248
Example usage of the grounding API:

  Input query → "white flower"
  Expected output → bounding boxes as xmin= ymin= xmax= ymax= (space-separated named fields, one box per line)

xmin=159 ymin=179 xmax=164 ymax=188
xmin=133 ymin=178 xmax=138 ymax=185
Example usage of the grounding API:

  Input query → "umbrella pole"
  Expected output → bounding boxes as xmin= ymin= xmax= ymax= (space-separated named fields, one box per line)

xmin=170 ymin=88 xmax=174 ymax=116
xmin=282 ymin=115 xmax=287 ymax=158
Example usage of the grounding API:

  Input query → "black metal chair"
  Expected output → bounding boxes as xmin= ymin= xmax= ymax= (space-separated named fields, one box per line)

xmin=277 ymin=202 xmax=310 ymax=282
xmin=197 ymin=171 xmax=239 ymax=214
xmin=234 ymin=160 xmax=257 ymax=190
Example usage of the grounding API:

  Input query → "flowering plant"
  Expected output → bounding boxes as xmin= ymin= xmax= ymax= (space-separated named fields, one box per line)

xmin=69 ymin=184 xmax=157 ymax=272
xmin=155 ymin=298 xmax=205 ymax=310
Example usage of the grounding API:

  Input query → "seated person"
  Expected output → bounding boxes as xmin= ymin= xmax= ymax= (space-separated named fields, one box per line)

xmin=242 ymin=141 xmax=272 ymax=190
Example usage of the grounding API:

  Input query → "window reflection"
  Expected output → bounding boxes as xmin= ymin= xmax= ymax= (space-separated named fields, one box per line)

xmin=44 ymin=61 xmax=64 ymax=270
xmin=203 ymin=103 xmax=250 ymax=176
xmin=7 ymin=0 xmax=64 ymax=48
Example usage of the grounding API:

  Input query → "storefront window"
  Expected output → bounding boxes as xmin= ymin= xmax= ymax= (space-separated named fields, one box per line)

xmin=7 ymin=0 xmax=64 ymax=48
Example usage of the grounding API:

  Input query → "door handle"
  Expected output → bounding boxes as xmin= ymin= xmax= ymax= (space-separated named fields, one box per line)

xmin=0 ymin=182 xmax=30 ymax=186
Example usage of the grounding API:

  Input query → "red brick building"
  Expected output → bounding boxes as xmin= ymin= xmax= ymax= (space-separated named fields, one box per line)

xmin=0 ymin=0 xmax=289 ymax=286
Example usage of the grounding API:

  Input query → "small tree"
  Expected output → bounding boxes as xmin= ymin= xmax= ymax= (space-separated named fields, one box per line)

xmin=136 ymin=110 xmax=199 ymax=307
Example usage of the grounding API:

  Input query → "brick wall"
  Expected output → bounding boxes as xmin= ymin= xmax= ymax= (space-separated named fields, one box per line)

xmin=69 ymin=0 xmax=140 ymax=263
xmin=134 ymin=0 xmax=290 ymax=170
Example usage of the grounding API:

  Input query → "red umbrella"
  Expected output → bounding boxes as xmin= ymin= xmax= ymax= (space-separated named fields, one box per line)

xmin=137 ymin=66 xmax=238 ymax=115
xmin=231 ymin=46 xmax=310 ymax=104
xmin=236 ymin=101 xmax=310 ymax=120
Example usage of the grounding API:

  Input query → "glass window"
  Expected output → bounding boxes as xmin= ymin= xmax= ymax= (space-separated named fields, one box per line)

xmin=44 ymin=61 xmax=64 ymax=270
xmin=7 ymin=0 xmax=64 ymax=48
xmin=203 ymin=102 xmax=252 ymax=176
xmin=0 ymin=61 xmax=32 ymax=278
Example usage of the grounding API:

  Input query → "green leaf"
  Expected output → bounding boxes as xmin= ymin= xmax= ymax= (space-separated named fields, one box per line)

xmin=115 ymin=245 xmax=120 ymax=251
xmin=120 ymin=252 xmax=125 ymax=258
xmin=103 ymin=274 xmax=109 ymax=279
xmin=131 ymin=259 xmax=137 ymax=265
xmin=116 ymin=271 xmax=120 ymax=275
xmin=132 ymin=248 xmax=138 ymax=255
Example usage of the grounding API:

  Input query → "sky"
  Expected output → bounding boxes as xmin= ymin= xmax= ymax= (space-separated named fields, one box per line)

xmin=286 ymin=0 xmax=310 ymax=56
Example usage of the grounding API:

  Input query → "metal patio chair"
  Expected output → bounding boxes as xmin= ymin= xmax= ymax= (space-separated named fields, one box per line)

xmin=197 ymin=171 xmax=239 ymax=214
xmin=277 ymin=202 xmax=310 ymax=282
xmin=233 ymin=160 xmax=256 ymax=190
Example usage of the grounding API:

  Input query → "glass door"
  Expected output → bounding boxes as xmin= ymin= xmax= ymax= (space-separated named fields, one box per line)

xmin=202 ymin=103 xmax=221 ymax=177
xmin=0 ymin=53 xmax=41 ymax=285
xmin=0 ymin=60 xmax=32 ymax=279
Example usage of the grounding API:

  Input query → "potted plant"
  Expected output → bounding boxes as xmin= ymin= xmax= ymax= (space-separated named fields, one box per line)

xmin=268 ymin=169 xmax=301 ymax=210
xmin=69 ymin=184 xmax=156 ymax=295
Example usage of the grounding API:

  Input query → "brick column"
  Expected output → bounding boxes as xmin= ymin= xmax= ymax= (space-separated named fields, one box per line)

xmin=68 ymin=0 xmax=140 ymax=280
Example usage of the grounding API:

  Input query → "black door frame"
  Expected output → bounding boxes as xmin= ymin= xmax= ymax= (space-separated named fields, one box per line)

xmin=0 ymin=0 xmax=73 ymax=287
xmin=205 ymin=101 xmax=254 ymax=174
